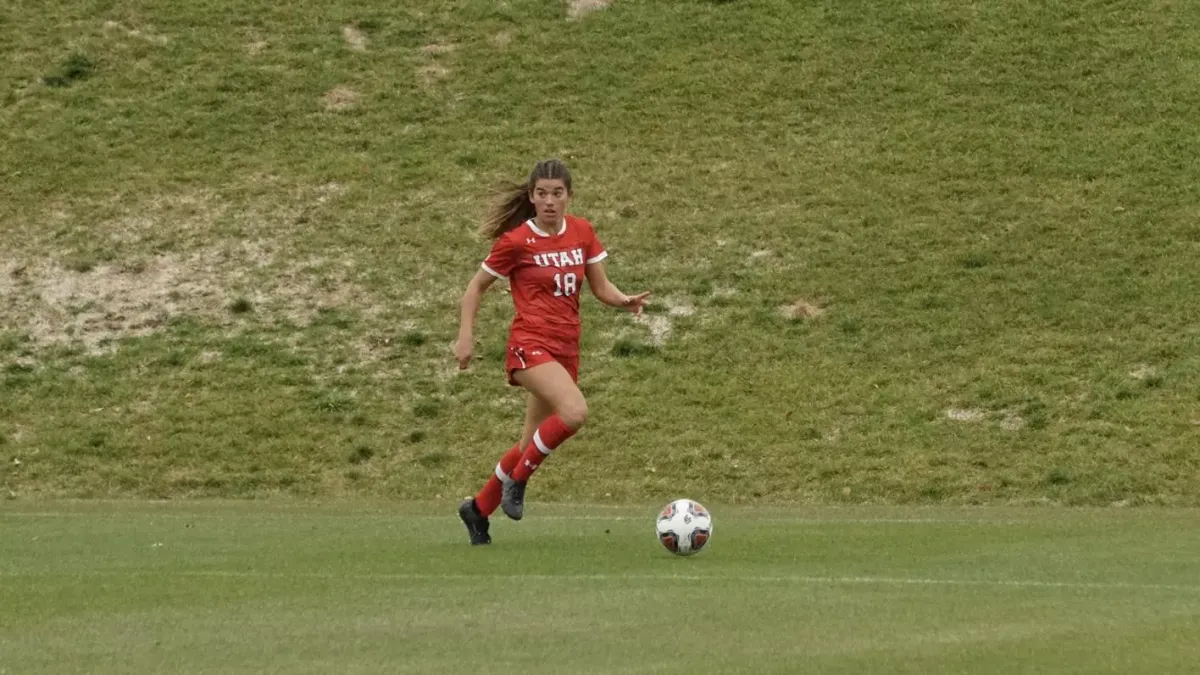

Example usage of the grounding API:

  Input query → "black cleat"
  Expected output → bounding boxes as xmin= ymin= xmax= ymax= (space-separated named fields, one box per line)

xmin=459 ymin=499 xmax=491 ymax=545
xmin=501 ymin=480 xmax=526 ymax=521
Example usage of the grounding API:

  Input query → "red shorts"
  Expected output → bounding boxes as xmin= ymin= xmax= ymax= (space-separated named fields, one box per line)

xmin=505 ymin=343 xmax=579 ymax=386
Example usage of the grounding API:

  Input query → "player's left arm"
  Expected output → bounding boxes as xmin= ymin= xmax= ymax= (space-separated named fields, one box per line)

xmin=585 ymin=260 xmax=650 ymax=315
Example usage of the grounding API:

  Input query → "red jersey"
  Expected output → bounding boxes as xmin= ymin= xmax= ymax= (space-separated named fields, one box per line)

xmin=481 ymin=215 xmax=608 ymax=356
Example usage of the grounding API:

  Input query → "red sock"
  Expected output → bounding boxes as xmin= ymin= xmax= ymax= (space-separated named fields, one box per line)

xmin=509 ymin=414 xmax=576 ymax=483
xmin=474 ymin=443 xmax=522 ymax=517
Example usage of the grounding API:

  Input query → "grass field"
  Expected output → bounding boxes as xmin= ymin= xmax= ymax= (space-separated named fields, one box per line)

xmin=3 ymin=0 xmax=1200 ymax=506
xmin=3 ymin=502 xmax=1200 ymax=674
xmin=5 ymin=2 xmax=1199 ymax=672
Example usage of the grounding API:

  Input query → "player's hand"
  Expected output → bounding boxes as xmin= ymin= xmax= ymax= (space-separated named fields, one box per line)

xmin=621 ymin=291 xmax=651 ymax=316
xmin=452 ymin=337 xmax=474 ymax=369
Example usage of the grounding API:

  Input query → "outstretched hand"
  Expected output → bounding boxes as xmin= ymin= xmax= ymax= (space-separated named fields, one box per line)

xmin=452 ymin=338 xmax=474 ymax=370
xmin=621 ymin=291 xmax=652 ymax=315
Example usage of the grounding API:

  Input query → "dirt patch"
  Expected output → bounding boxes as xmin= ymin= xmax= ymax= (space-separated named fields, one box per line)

xmin=634 ymin=314 xmax=673 ymax=346
xmin=778 ymin=299 xmax=824 ymax=320
xmin=1129 ymin=364 xmax=1155 ymax=380
xmin=415 ymin=41 xmax=456 ymax=88
xmin=103 ymin=20 xmax=169 ymax=45
xmin=2 ymin=191 xmax=376 ymax=354
xmin=999 ymin=412 xmax=1026 ymax=431
xmin=8 ymin=253 xmax=230 ymax=351
xmin=7 ymin=249 xmax=367 ymax=348
xmin=246 ymin=40 xmax=269 ymax=56
xmin=435 ymin=362 xmax=462 ymax=382
xmin=398 ymin=291 xmax=435 ymax=309
xmin=342 ymin=25 xmax=368 ymax=52
xmin=98 ymin=192 xmax=231 ymax=248
xmin=489 ymin=32 xmax=513 ymax=49
xmin=316 ymin=181 xmax=346 ymax=203
xmin=567 ymin=0 xmax=613 ymax=20
xmin=946 ymin=407 xmax=1026 ymax=430
xmin=322 ymin=86 xmax=361 ymax=111
xmin=945 ymin=408 xmax=985 ymax=422
xmin=664 ymin=296 xmax=696 ymax=317
xmin=266 ymin=257 xmax=379 ymax=327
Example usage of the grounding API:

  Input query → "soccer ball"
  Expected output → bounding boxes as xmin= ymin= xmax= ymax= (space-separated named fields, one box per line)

xmin=655 ymin=498 xmax=712 ymax=556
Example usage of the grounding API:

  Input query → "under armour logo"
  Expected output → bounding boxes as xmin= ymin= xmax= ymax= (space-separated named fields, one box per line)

xmin=526 ymin=238 xmax=536 ymax=244
xmin=524 ymin=460 xmax=535 ymax=469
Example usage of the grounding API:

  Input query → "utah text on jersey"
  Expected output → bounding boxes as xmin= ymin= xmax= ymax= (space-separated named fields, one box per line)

xmin=532 ymin=249 xmax=586 ymax=268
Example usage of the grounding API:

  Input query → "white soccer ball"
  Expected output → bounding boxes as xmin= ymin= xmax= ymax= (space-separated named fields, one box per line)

xmin=655 ymin=498 xmax=713 ymax=556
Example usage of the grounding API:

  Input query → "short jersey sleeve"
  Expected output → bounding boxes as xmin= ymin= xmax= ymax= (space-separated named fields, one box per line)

xmin=481 ymin=234 xmax=521 ymax=279
xmin=584 ymin=222 xmax=608 ymax=265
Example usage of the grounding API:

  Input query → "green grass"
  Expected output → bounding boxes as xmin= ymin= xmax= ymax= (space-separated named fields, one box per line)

xmin=2 ymin=502 xmax=1199 ymax=674
xmin=3 ymin=0 xmax=1200 ymax=503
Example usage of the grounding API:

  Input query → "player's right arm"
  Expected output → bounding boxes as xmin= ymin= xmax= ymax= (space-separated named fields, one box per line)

xmin=454 ymin=269 xmax=499 ymax=369
xmin=456 ymin=233 xmax=521 ymax=370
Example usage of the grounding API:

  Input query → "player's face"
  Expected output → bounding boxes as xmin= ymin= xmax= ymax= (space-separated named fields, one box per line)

xmin=530 ymin=179 xmax=571 ymax=228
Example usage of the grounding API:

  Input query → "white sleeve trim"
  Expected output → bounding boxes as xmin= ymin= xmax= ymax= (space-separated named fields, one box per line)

xmin=585 ymin=250 xmax=608 ymax=265
xmin=481 ymin=262 xmax=507 ymax=279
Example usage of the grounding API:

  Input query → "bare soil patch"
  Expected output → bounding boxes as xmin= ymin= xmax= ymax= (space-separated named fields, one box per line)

xmin=322 ymin=86 xmax=361 ymax=111
xmin=342 ymin=26 xmax=368 ymax=52
xmin=945 ymin=408 xmax=986 ymax=422
xmin=568 ymin=0 xmax=613 ymax=21
xmin=778 ymin=300 xmax=824 ymax=320
xmin=1 ymin=192 xmax=374 ymax=354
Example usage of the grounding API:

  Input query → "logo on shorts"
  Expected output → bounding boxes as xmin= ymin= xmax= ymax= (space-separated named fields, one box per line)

xmin=531 ymin=350 xmax=543 ymax=356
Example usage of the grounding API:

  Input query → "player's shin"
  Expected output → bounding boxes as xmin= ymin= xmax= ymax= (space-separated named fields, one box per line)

xmin=474 ymin=442 xmax=523 ymax=516
xmin=508 ymin=414 xmax=575 ymax=483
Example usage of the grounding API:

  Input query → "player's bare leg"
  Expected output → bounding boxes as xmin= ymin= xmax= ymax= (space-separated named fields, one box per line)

xmin=519 ymin=390 xmax=555 ymax=451
xmin=501 ymin=362 xmax=586 ymax=520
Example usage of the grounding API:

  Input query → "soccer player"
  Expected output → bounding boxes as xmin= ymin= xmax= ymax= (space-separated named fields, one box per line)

xmin=452 ymin=159 xmax=650 ymax=545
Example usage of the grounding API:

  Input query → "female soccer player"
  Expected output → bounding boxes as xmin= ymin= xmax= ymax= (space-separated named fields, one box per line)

xmin=453 ymin=158 xmax=650 ymax=545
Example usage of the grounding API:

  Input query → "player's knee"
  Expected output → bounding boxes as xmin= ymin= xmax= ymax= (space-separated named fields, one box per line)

xmin=558 ymin=399 xmax=588 ymax=430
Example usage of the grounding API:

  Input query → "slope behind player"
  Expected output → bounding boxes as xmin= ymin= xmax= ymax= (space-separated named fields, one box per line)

xmin=453 ymin=158 xmax=650 ymax=545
